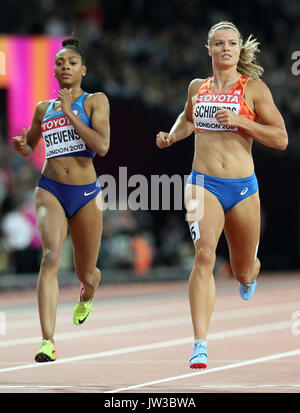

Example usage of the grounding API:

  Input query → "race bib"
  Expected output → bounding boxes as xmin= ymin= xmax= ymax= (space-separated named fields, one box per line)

xmin=41 ymin=114 xmax=86 ymax=159
xmin=193 ymin=93 xmax=241 ymax=132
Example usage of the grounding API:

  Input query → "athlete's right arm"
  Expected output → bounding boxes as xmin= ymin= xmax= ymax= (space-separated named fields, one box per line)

xmin=12 ymin=101 xmax=49 ymax=157
xmin=156 ymin=79 xmax=201 ymax=149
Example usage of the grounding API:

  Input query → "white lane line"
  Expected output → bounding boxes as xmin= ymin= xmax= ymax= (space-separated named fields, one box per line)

xmin=0 ymin=320 xmax=291 ymax=374
xmin=0 ymin=385 xmax=76 ymax=389
xmin=106 ymin=349 xmax=300 ymax=393
xmin=0 ymin=317 xmax=189 ymax=348
xmin=1 ymin=298 xmax=297 ymax=347
xmin=4 ymin=299 xmax=300 ymax=331
xmin=0 ymin=383 xmax=299 ymax=391
xmin=181 ymin=384 xmax=300 ymax=389
xmin=4 ymin=302 xmax=185 ymax=330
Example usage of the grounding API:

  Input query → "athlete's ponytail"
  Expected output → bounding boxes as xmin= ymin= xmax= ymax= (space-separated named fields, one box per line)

xmin=206 ymin=21 xmax=264 ymax=80
xmin=237 ymin=34 xmax=264 ymax=80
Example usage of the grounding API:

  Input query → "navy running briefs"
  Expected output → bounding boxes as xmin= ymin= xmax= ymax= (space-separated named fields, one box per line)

xmin=37 ymin=175 xmax=101 ymax=218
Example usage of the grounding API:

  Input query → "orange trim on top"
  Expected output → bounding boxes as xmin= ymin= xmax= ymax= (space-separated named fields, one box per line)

xmin=193 ymin=75 xmax=259 ymax=134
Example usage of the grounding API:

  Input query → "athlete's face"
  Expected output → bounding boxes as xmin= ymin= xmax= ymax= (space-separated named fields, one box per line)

xmin=208 ymin=29 xmax=240 ymax=68
xmin=54 ymin=49 xmax=86 ymax=86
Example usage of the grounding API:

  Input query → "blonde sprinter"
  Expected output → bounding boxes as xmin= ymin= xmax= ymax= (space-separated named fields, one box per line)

xmin=156 ymin=21 xmax=288 ymax=368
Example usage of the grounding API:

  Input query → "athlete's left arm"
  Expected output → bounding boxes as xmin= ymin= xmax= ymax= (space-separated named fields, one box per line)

xmin=60 ymin=90 xmax=110 ymax=157
xmin=216 ymin=80 xmax=288 ymax=150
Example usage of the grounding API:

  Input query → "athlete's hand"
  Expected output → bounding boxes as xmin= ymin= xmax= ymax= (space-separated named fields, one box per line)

xmin=58 ymin=88 xmax=73 ymax=117
xmin=215 ymin=106 xmax=241 ymax=128
xmin=12 ymin=127 xmax=29 ymax=156
xmin=156 ymin=132 xmax=174 ymax=148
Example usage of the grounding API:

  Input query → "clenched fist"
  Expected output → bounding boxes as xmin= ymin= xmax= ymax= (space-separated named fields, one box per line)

xmin=58 ymin=88 xmax=73 ymax=117
xmin=12 ymin=127 xmax=31 ymax=157
xmin=156 ymin=131 xmax=174 ymax=149
xmin=215 ymin=106 xmax=240 ymax=128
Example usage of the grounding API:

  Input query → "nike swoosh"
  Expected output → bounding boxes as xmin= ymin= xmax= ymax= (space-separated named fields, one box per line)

xmin=84 ymin=190 xmax=97 ymax=196
xmin=78 ymin=315 xmax=89 ymax=324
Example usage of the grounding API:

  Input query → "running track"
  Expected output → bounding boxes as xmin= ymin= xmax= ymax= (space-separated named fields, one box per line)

xmin=0 ymin=272 xmax=299 ymax=394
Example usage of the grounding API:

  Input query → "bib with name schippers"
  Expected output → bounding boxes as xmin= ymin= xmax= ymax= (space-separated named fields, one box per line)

xmin=193 ymin=76 xmax=259 ymax=134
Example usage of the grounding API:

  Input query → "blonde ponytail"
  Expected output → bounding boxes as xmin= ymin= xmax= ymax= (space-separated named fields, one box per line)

xmin=206 ymin=21 xmax=264 ymax=80
xmin=237 ymin=34 xmax=264 ymax=80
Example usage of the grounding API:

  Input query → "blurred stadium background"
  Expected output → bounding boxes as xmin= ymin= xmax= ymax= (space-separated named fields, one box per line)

xmin=0 ymin=0 xmax=299 ymax=289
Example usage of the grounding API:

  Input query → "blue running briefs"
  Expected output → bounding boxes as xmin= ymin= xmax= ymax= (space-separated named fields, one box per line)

xmin=186 ymin=169 xmax=258 ymax=212
xmin=37 ymin=175 xmax=101 ymax=219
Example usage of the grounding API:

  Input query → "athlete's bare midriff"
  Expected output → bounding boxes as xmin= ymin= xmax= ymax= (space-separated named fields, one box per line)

xmin=190 ymin=77 xmax=256 ymax=178
xmin=41 ymin=156 xmax=97 ymax=185
xmin=192 ymin=130 xmax=255 ymax=178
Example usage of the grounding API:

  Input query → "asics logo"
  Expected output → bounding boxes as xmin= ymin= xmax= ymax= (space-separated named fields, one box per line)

xmin=240 ymin=187 xmax=248 ymax=196
xmin=84 ymin=190 xmax=97 ymax=196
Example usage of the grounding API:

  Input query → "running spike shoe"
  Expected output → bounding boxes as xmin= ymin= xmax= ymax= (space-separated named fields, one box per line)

xmin=73 ymin=285 xmax=94 ymax=325
xmin=189 ymin=339 xmax=207 ymax=369
xmin=35 ymin=339 xmax=56 ymax=362
xmin=239 ymin=279 xmax=257 ymax=300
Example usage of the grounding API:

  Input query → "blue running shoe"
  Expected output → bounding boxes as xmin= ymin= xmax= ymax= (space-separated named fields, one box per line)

xmin=239 ymin=279 xmax=257 ymax=300
xmin=189 ymin=339 xmax=207 ymax=369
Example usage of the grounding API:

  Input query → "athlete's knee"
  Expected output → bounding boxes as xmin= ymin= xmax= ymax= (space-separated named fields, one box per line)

xmin=233 ymin=270 xmax=251 ymax=285
xmin=194 ymin=245 xmax=216 ymax=269
xmin=40 ymin=248 xmax=61 ymax=272
xmin=78 ymin=267 xmax=101 ymax=288
xmin=94 ymin=267 xmax=101 ymax=284
xmin=233 ymin=258 xmax=260 ymax=285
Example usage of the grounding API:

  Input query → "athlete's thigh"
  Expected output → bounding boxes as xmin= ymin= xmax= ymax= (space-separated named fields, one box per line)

xmin=224 ymin=192 xmax=260 ymax=269
xmin=68 ymin=193 xmax=103 ymax=272
xmin=185 ymin=184 xmax=225 ymax=250
xmin=35 ymin=187 xmax=68 ymax=252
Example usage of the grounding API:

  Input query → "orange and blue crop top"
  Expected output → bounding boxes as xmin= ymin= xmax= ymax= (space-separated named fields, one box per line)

xmin=193 ymin=76 xmax=259 ymax=134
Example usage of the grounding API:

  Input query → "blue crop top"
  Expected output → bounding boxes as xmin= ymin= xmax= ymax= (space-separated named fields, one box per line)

xmin=41 ymin=92 xmax=96 ymax=159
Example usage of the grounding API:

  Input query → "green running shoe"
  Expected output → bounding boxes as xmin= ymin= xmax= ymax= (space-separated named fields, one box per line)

xmin=73 ymin=286 xmax=94 ymax=325
xmin=35 ymin=339 xmax=56 ymax=362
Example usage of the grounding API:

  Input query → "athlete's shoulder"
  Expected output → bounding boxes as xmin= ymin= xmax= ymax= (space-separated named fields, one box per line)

xmin=36 ymin=99 xmax=52 ymax=110
xmin=188 ymin=78 xmax=207 ymax=97
xmin=35 ymin=100 xmax=52 ymax=121
xmin=189 ymin=78 xmax=205 ymax=89
xmin=246 ymin=78 xmax=273 ymax=100
xmin=84 ymin=92 xmax=110 ymax=115
xmin=246 ymin=78 xmax=269 ymax=91
xmin=85 ymin=92 xmax=109 ymax=105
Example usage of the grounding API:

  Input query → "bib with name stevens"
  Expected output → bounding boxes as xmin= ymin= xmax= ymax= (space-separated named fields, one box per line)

xmin=41 ymin=92 xmax=96 ymax=159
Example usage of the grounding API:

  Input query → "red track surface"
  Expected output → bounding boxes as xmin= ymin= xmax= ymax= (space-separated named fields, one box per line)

xmin=0 ymin=272 xmax=300 ymax=394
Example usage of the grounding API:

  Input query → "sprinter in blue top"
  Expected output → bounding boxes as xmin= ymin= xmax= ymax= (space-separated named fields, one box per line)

xmin=12 ymin=36 xmax=110 ymax=362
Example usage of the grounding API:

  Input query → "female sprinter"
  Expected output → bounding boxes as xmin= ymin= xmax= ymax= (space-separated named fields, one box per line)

xmin=156 ymin=21 xmax=288 ymax=369
xmin=12 ymin=37 xmax=110 ymax=362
